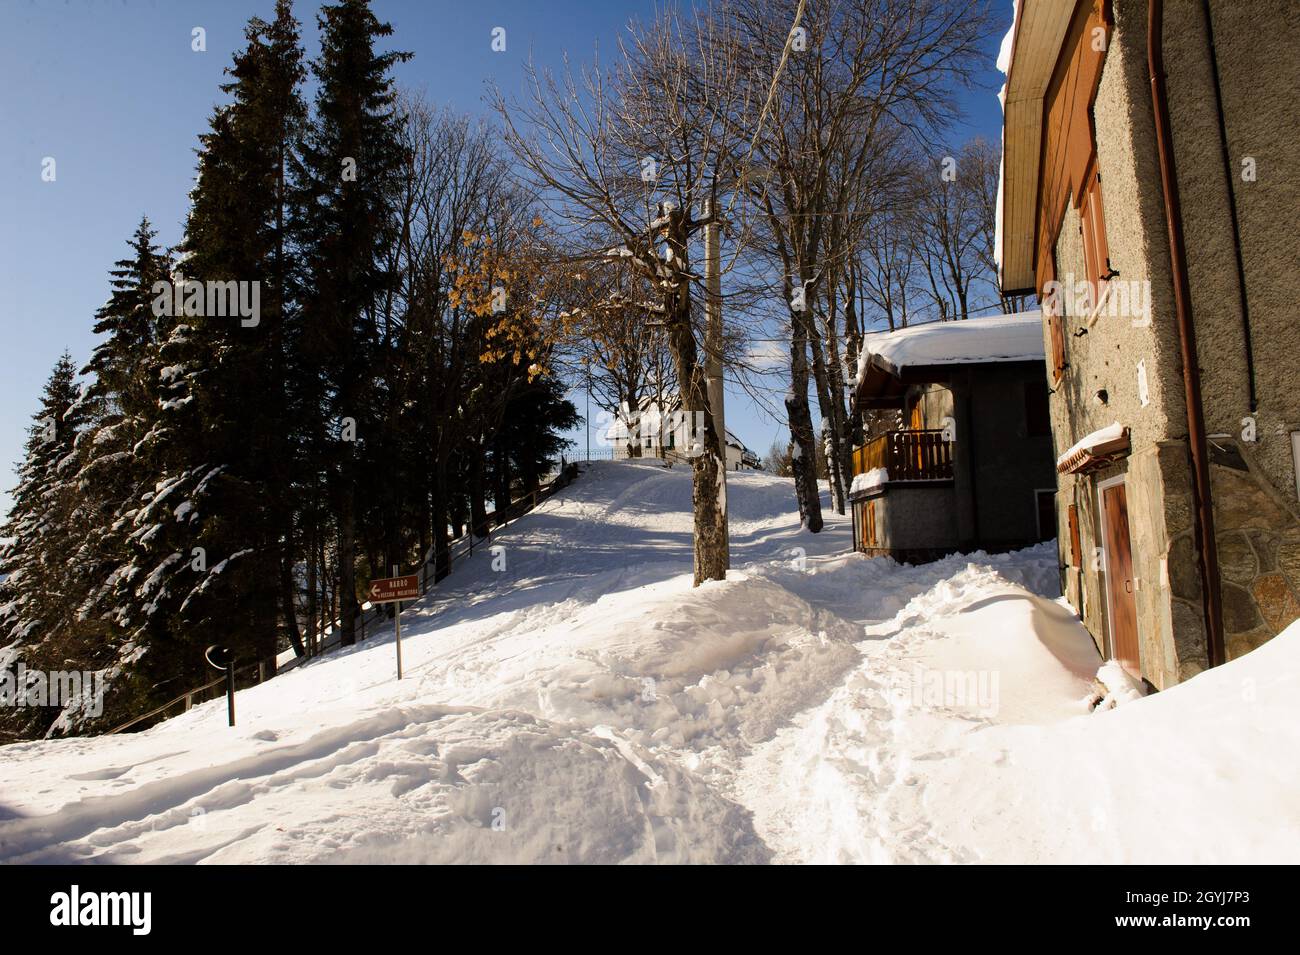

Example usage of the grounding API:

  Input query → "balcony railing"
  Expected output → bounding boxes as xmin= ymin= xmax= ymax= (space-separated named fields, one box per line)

xmin=851 ymin=428 xmax=954 ymax=483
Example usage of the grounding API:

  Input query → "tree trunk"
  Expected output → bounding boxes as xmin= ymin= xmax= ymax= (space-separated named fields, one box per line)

xmin=280 ymin=546 xmax=305 ymax=657
xmin=337 ymin=487 xmax=358 ymax=646
xmin=690 ymin=391 xmax=729 ymax=584
xmin=658 ymin=206 xmax=728 ymax=583
xmin=492 ymin=434 xmax=511 ymax=519
xmin=807 ymin=322 xmax=847 ymax=515
xmin=470 ymin=444 xmax=489 ymax=539
xmin=787 ymin=316 xmax=824 ymax=533
xmin=305 ymin=517 xmax=318 ymax=656
xmin=431 ymin=463 xmax=451 ymax=582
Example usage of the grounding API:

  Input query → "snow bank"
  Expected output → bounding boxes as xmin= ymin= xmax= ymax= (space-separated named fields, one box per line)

xmin=0 ymin=463 xmax=851 ymax=864
xmin=927 ymin=620 xmax=1300 ymax=863
xmin=2 ymin=459 xmax=1296 ymax=866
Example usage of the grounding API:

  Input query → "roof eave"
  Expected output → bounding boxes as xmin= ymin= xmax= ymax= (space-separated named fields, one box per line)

xmin=999 ymin=1 xmax=1079 ymax=295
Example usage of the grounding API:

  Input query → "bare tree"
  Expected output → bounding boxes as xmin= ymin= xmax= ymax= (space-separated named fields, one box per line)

xmin=491 ymin=9 xmax=754 ymax=584
xmin=727 ymin=0 xmax=991 ymax=522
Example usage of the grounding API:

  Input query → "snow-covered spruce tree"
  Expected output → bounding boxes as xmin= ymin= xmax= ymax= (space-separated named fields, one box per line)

xmin=0 ymin=353 xmax=95 ymax=738
xmin=36 ymin=217 xmax=176 ymax=732
xmin=290 ymin=0 xmax=410 ymax=645
xmin=0 ymin=353 xmax=82 ymax=642
xmin=115 ymin=2 xmax=312 ymax=702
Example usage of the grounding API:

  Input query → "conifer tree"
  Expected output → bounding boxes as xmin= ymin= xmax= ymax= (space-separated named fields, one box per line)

xmin=121 ymin=0 xmax=310 ymax=688
xmin=71 ymin=218 xmax=172 ymax=642
xmin=0 ymin=353 xmax=89 ymax=651
xmin=292 ymin=0 xmax=410 ymax=645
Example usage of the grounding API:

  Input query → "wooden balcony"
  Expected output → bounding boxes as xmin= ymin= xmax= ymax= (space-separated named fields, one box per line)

xmin=851 ymin=428 xmax=954 ymax=483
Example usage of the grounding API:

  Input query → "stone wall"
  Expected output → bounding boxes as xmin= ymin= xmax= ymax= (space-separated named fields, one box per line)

xmin=1205 ymin=439 xmax=1300 ymax=659
xmin=1156 ymin=0 xmax=1300 ymax=499
xmin=870 ymin=484 xmax=957 ymax=555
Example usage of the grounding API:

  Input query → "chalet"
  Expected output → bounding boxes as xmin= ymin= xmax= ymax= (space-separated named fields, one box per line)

xmin=849 ymin=313 xmax=1057 ymax=563
xmin=998 ymin=0 xmax=1300 ymax=689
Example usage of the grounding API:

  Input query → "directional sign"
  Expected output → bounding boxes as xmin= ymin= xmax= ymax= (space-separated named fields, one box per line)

xmin=369 ymin=574 xmax=419 ymax=604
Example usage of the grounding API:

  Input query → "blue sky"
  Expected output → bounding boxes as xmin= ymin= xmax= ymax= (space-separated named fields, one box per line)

xmin=0 ymin=0 xmax=1011 ymax=514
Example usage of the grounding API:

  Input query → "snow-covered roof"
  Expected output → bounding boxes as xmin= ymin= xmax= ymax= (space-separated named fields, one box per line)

xmin=857 ymin=312 xmax=1045 ymax=384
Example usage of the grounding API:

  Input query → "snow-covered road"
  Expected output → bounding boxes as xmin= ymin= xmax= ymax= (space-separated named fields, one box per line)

xmin=2 ymin=460 xmax=1298 ymax=863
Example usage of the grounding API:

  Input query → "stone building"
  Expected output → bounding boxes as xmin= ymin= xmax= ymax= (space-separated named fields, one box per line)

xmin=997 ymin=0 xmax=1300 ymax=688
xmin=849 ymin=313 xmax=1057 ymax=563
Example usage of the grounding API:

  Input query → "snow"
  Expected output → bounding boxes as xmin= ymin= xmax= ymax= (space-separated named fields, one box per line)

xmin=848 ymin=467 xmax=888 ymax=495
xmin=1094 ymin=659 xmax=1146 ymax=710
xmin=996 ymin=2 xmax=1018 ymax=75
xmin=1 ymin=461 xmax=1297 ymax=864
xmin=993 ymin=1 xmax=1019 ymax=272
xmin=858 ymin=312 xmax=1045 ymax=384
xmin=1055 ymin=421 xmax=1125 ymax=468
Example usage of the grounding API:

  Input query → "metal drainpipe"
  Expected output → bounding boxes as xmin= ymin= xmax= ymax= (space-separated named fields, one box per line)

xmin=1148 ymin=0 xmax=1227 ymax=668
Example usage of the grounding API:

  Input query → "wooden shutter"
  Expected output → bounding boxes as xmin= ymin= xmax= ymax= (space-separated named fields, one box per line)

xmin=1080 ymin=163 xmax=1111 ymax=304
xmin=1049 ymin=311 xmax=1067 ymax=382
xmin=1067 ymin=503 xmax=1082 ymax=567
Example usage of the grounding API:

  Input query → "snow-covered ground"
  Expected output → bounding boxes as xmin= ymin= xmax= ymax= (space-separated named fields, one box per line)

xmin=1 ymin=460 xmax=1297 ymax=864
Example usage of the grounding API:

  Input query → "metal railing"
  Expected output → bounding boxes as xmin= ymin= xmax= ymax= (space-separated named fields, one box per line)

xmin=851 ymin=429 xmax=954 ymax=482
xmin=106 ymin=465 xmax=580 ymax=736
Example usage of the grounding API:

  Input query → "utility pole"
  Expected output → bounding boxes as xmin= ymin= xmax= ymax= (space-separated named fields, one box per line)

xmin=703 ymin=199 xmax=729 ymax=570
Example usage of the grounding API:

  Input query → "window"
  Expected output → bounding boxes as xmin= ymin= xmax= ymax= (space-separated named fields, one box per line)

xmin=1024 ymin=379 xmax=1051 ymax=437
xmin=1079 ymin=162 xmax=1111 ymax=307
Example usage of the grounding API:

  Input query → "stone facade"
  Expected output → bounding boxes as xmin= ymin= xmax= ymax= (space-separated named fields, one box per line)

xmin=1038 ymin=0 xmax=1300 ymax=690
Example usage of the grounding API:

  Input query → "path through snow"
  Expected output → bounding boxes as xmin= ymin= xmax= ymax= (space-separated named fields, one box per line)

xmin=2 ymin=461 xmax=1298 ymax=864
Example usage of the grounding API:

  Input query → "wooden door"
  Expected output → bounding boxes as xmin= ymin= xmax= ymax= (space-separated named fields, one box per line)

xmin=1101 ymin=482 xmax=1140 ymax=677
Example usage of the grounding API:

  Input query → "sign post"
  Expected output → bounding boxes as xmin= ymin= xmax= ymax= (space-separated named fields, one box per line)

xmin=368 ymin=569 xmax=419 ymax=679
xmin=392 ymin=563 xmax=402 ymax=680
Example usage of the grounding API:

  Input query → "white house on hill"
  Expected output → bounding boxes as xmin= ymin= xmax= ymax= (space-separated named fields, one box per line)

xmin=605 ymin=394 xmax=760 ymax=470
